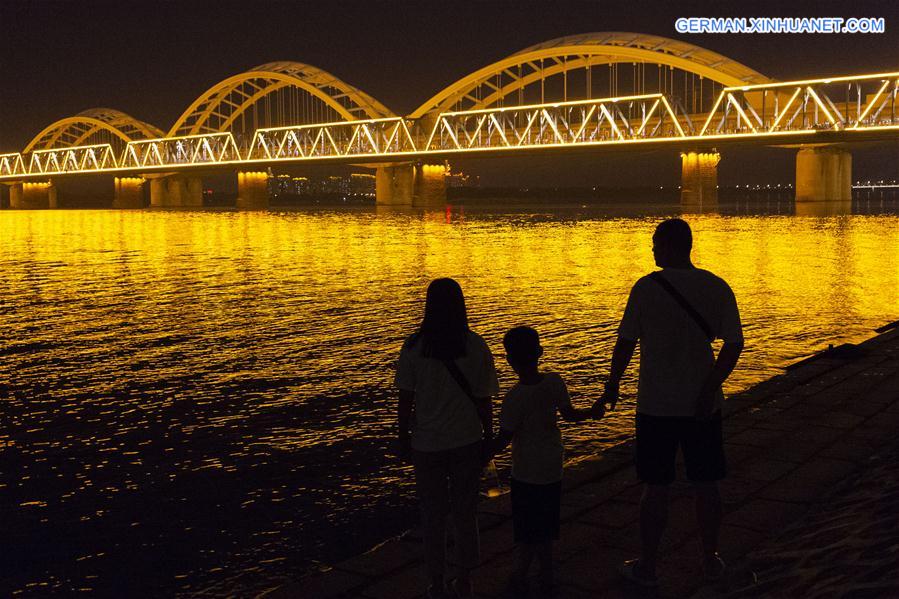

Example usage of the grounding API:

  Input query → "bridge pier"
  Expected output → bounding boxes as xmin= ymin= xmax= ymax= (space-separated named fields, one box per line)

xmin=113 ymin=177 xmax=146 ymax=208
xmin=7 ymin=181 xmax=57 ymax=209
xmin=149 ymin=175 xmax=203 ymax=208
xmin=236 ymin=171 xmax=269 ymax=210
xmin=795 ymin=146 xmax=852 ymax=202
xmin=680 ymin=151 xmax=719 ymax=207
xmin=375 ymin=163 xmax=446 ymax=206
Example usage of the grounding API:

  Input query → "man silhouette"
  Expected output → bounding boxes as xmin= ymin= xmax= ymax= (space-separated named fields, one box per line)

xmin=594 ymin=218 xmax=743 ymax=587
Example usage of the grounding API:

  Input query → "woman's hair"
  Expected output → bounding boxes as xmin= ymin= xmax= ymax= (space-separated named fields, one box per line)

xmin=417 ymin=278 xmax=470 ymax=360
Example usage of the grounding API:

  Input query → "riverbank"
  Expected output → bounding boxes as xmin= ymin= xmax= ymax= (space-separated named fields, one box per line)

xmin=262 ymin=323 xmax=899 ymax=598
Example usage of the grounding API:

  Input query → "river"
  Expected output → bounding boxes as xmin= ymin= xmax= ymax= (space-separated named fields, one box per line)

xmin=1 ymin=199 xmax=897 ymax=596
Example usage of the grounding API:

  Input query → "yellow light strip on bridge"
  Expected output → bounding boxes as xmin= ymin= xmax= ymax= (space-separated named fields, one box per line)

xmin=726 ymin=94 xmax=758 ymax=133
xmin=0 ymin=128 xmax=827 ymax=181
xmin=573 ymin=105 xmax=599 ymax=139
xmin=255 ymin=116 xmax=406 ymax=134
xmin=805 ymin=88 xmax=839 ymax=128
xmin=659 ymin=96 xmax=688 ymax=137
xmin=727 ymin=71 xmax=899 ymax=91
xmin=769 ymin=87 xmax=803 ymax=131
xmin=7 ymin=125 xmax=899 ymax=182
xmin=635 ymin=99 xmax=661 ymax=137
xmin=488 ymin=113 xmax=511 ymax=147
xmin=853 ymin=80 xmax=891 ymax=129
xmin=699 ymin=92 xmax=726 ymax=136
xmin=439 ymin=93 xmax=665 ymax=117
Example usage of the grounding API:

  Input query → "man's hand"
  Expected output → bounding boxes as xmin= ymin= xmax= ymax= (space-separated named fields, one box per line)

xmin=601 ymin=379 xmax=620 ymax=411
xmin=590 ymin=402 xmax=606 ymax=420
xmin=695 ymin=379 xmax=718 ymax=421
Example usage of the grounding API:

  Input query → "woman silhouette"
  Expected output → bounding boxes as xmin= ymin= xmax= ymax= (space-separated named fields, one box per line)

xmin=395 ymin=278 xmax=499 ymax=598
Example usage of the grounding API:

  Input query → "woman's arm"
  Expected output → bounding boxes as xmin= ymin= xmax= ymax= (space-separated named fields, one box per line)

xmin=476 ymin=396 xmax=493 ymax=440
xmin=397 ymin=389 xmax=414 ymax=461
xmin=476 ymin=396 xmax=494 ymax=466
xmin=489 ymin=427 xmax=514 ymax=460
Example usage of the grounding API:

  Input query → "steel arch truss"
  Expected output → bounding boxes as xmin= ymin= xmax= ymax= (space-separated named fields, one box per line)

xmin=168 ymin=62 xmax=394 ymax=137
xmin=424 ymin=94 xmax=687 ymax=151
xmin=701 ymin=72 xmax=899 ymax=135
xmin=411 ymin=32 xmax=773 ymax=118
xmin=0 ymin=153 xmax=25 ymax=177
xmin=248 ymin=118 xmax=417 ymax=161
xmin=23 ymin=108 xmax=164 ymax=153
xmin=28 ymin=144 xmax=119 ymax=175
xmin=120 ymin=134 xmax=243 ymax=169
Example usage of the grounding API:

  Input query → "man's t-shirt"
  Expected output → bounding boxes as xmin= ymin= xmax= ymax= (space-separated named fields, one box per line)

xmin=618 ymin=267 xmax=743 ymax=418
xmin=499 ymin=372 xmax=569 ymax=485
xmin=394 ymin=331 xmax=499 ymax=452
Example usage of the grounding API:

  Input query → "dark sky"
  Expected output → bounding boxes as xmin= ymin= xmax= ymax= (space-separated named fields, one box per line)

xmin=2 ymin=0 xmax=898 ymax=186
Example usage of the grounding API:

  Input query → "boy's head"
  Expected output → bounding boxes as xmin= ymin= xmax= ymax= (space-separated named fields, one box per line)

xmin=503 ymin=326 xmax=543 ymax=373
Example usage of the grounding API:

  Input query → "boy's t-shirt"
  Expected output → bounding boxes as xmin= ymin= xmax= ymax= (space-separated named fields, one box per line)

xmin=499 ymin=372 xmax=569 ymax=485
xmin=394 ymin=331 xmax=500 ymax=452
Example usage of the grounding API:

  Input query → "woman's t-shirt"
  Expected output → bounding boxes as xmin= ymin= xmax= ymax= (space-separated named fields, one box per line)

xmin=499 ymin=372 xmax=568 ymax=485
xmin=394 ymin=331 xmax=499 ymax=452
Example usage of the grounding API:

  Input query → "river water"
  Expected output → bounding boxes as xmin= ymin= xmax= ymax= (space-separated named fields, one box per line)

xmin=1 ymin=200 xmax=898 ymax=596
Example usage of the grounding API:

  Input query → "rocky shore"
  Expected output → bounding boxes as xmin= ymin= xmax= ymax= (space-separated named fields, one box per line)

xmin=262 ymin=324 xmax=899 ymax=598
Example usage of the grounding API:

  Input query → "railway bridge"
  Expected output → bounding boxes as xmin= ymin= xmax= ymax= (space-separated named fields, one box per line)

xmin=2 ymin=33 xmax=897 ymax=209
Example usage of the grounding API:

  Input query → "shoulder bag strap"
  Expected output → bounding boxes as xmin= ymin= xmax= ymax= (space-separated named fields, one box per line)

xmin=648 ymin=271 xmax=714 ymax=342
xmin=442 ymin=358 xmax=480 ymax=405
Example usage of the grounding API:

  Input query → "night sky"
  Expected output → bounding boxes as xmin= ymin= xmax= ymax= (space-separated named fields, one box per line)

xmin=2 ymin=0 xmax=898 ymax=187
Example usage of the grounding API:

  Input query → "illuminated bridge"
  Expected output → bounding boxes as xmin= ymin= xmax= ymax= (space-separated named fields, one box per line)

xmin=2 ymin=33 xmax=897 ymax=209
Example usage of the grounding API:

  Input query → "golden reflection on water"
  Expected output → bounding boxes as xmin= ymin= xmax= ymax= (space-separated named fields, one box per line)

xmin=0 ymin=205 xmax=897 ymax=595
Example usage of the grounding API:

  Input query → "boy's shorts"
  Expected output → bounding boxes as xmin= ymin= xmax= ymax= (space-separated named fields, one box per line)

xmin=635 ymin=411 xmax=726 ymax=485
xmin=510 ymin=478 xmax=561 ymax=544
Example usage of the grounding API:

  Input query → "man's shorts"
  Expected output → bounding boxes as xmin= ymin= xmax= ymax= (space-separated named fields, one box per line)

xmin=635 ymin=411 xmax=726 ymax=485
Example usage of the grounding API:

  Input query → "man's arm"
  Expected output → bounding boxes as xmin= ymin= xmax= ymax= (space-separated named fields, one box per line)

xmin=696 ymin=341 xmax=743 ymax=420
xmin=593 ymin=335 xmax=637 ymax=415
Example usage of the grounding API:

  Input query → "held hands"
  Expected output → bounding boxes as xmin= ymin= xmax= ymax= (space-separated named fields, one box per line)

xmin=590 ymin=402 xmax=606 ymax=420
xmin=591 ymin=379 xmax=619 ymax=418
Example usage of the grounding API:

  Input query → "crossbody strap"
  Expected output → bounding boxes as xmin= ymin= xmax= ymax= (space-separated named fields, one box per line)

xmin=442 ymin=358 xmax=481 ymax=406
xmin=648 ymin=271 xmax=714 ymax=342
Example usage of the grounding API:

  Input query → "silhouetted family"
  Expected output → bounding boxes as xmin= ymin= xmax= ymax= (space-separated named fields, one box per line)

xmin=394 ymin=218 xmax=744 ymax=598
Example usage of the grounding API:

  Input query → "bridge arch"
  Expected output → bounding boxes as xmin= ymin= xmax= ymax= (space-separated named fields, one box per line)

xmin=24 ymin=108 xmax=164 ymax=153
xmin=168 ymin=61 xmax=395 ymax=137
xmin=411 ymin=32 xmax=774 ymax=118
